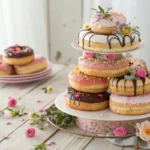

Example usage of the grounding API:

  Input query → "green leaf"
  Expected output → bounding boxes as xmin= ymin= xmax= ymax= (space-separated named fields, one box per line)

xmin=91 ymin=8 xmax=97 ymax=11
xmin=105 ymin=13 xmax=111 ymax=18
xmin=21 ymin=106 xmax=25 ymax=113
xmin=6 ymin=108 xmax=13 ymax=112
xmin=98 ymin=5 xmax=105 ymax=14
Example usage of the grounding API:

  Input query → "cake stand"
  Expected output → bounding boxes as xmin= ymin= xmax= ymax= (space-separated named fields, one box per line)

xmin=71 ymin=41 xmax=144 ymax=54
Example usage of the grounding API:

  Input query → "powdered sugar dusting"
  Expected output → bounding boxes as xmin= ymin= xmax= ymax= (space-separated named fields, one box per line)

xmin=111 ymin=93 xmax=150 ymax=104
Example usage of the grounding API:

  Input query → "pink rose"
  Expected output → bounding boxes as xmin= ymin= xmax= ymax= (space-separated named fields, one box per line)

xmin=8 ymin=97 xmax=17 ymax=107
xmin=113 ymin=127 xmax=127 ymax=136
xmin=136 ymin=68 xmax=147 ymax=78
xmin=83 ymin=52 xmax=95 ymax=58
xmin=104 ymin=54 xmax=118 ymax=61
xmin=25 ymin=128 xmax=36 ymax=137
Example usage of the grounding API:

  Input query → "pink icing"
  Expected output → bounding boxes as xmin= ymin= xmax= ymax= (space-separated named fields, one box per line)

xmin=79 ymin=57 xmax=129 ymax=70
xmin=110 ymin=93 xmax=150 ymax=104
xmin=14 ymin=56 xmax=46 ymax=68
xmin=76 ymin=117 xmax=145 ymax=135
xmin=68 ymin=71 xmax=108 ymax=85
xmin=0 ymin=55 xmax=12 ymax=72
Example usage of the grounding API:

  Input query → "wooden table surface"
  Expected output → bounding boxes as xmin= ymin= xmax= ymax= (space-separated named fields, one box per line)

xmin=0 ymin=64 xmax=134 ymax=150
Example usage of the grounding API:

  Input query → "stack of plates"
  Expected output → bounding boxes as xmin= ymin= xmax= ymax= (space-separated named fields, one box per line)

xmin=0 ymin=61 xmax=52 ymax=83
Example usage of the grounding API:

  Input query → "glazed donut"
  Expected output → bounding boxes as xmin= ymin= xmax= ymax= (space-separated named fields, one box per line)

xmin=90 ymin=10 xmax=126 ymax=34
xmin=109 ymin=93 xmax=150 ymax=115
xmin=14 ymin=56 xmax=47 ymax=75
xmin=78 ymin=52 xmax=130 ymax=77
xmin=0 ymin=55 xmax=13 ymax=75
xmin=79 ymin=7 xmax=141 ymax=52
xmin=64 ymin=87 xmax=109 ymax=111
xmin=68 ymin=67 xmax=109 ymax=93
xmin=3 ymin=45 xmax=34 ymax=66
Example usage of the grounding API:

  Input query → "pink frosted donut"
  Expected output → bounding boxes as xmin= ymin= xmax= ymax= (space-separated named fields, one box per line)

xmin=76 ymin=117 xmax=145 ymax=135
xmin=68 ymin=67 xmax=108 ymax=93
xmin=0 ymin=55 xmax=13 ymax=75
xmin=14 ymin=56 xmax=47 ymax=75
xmin=78 ymin=53 xmax=130 ymax=77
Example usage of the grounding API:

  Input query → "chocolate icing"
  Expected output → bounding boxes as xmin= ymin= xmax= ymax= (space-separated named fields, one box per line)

xmin=4 ymin=45 xmax=34 ymax=58
xmin=78 ymin=28 xmax=141 ymax=49
xmin=112 ymin=76 xmax=146 ymax=96
xmin=65 ymin=87 xmax=110 ymax=105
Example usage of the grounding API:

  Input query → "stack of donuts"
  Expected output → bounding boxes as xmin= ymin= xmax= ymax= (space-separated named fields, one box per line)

xmin=0 ymin=45 xmax=47 ymax=75
xmin=64 ymin=5 xmax=150 ymax=116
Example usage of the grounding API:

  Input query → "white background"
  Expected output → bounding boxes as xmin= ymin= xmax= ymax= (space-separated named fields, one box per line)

xmin=0 ymin=0 xmax=149 ymax=67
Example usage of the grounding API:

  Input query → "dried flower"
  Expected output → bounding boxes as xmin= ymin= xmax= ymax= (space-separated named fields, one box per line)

xmin=8 ymin=97 xmax=17 ymax=107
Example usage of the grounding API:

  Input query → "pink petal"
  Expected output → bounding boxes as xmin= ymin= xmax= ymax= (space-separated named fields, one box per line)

xmin=2 ymin=135 xmax=8 ymax=139
xmin=36 ymin=100 xmax=41 ymax=103
xmin=17 ymin=87 xmax=22 ymax=90
xmin=21 ymin=118 xmax=25 ymax=121
xmin=39 ymin=109 xmax=45 ymax=113
xmin=6 ymin=122 xmax=11 ymax=125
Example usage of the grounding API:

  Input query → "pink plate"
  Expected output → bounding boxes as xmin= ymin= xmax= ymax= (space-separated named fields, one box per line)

xmin=0 ymin=72 xmax=52 ymax=83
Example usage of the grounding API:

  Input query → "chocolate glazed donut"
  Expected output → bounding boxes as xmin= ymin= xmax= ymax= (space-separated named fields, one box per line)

xmin=4 ymin=45 xmax=34 ymax=58
xmin=64 ymin=87 xmax=110 ymax=111
xmin=3 ymin=45 xmax=34 ymax=66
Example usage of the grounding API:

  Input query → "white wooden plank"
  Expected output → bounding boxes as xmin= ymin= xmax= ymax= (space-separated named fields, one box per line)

xmin=123 ymin=147 xmax=134 ymax=150
xmin=106 ymin=143 xmax=123 ymax=150
xmin=0 ymin=65 xmax=74 ymax=149
xmin=49 ymin=0 xmax=82 ymax=64
xmin=83 ymin=138 xmax=110 ymax=150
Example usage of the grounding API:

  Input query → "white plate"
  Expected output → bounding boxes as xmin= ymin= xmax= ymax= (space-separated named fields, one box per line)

xmin=71 ymin=41 xmax=144 ymax=54
xmin=0 ymin=61 xmax=52 ymax=78
xmin=55 ymin=93 xmax=150 ymax=121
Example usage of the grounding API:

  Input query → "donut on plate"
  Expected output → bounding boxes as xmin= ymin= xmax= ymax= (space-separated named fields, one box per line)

xmin=78 ymin=52 xmax=130 ymax=77
xmin=0 ymin=55 xmax=13 ymax=75
xmin=109 ymin=62 xmax=150 ymax=96
xmin=64 ymin=86 xmax=109 ymax=111
xmin=3 ymin=45 xmax=34 ymax=66
xmin=14 ymin=56 xmax=47 ymax=75
xmin=109 ymin=93 xmax=150 ymax=115
xmin=68 ymin=66 xmax=109 ymax=93
xmin=78 ymin=6 xmax=141 ymax=53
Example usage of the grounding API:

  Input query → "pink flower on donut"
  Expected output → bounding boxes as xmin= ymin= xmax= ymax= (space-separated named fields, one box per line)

xmin=83 ymin=52 xmax=95 ymax=58
xmin=136 ymin=68 xmax=147 ymax=78
xmin=113 ymin=127 xmax=127 ymax=136
xmin=8 ymin=97 xmax=17 ymax=107
xmin=75 ymin=92 xmax=80 ymax=98
xmin=104 ymin=54 xmax=118 ymax=61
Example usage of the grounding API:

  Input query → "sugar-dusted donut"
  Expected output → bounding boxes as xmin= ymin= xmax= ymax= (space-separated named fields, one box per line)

xmin=0 ymin=55 xmax=13 ymax=75
xmin=64 ymin=87 xmax=109 ymax=111
xmin=79 ymin=52 xmax=130 ymax=77
xmin=110 ymin=93 xmax=150 ymax=115
xmin=3 ymin=45 xmax=34 ymax=66
xmin=109 ymin=63 xmax=150 ymax=96
xmin=14 ymin=56 xmax=47 ymax=75
xmin=68 ymin=67 xmax=109 ymax=93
